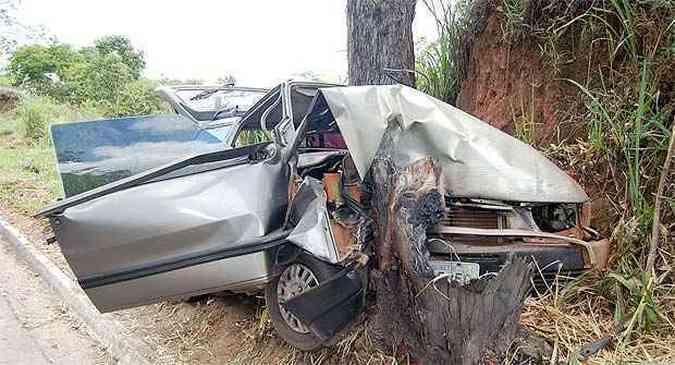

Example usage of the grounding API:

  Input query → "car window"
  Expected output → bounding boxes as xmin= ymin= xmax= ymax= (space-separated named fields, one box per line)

xmin=232 ymin=87 xmax=282 ymax=147
xmin=290 ymin=86 xmax=318 ymax=128
xmin=233 ymin=100 xmax=278 ymax=147
xmin=233 ymin=129 xmax=272 ymax=147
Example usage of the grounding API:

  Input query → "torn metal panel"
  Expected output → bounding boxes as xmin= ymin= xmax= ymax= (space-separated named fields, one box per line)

xmin=284 ymin=268 xmax=365 ymax=341
xmin=287 ymin=177 xmax=341 ymax=263
xmin=316 ymin=85 xmax=588 ymax=203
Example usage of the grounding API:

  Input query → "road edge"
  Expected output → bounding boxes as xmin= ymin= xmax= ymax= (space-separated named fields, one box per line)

xmin=0 ymin=215 xmax=152 ymax=365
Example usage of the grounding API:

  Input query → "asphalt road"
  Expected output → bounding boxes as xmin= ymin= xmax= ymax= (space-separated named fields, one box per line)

xmin=0 ymin=239 xmax=108 ymax=364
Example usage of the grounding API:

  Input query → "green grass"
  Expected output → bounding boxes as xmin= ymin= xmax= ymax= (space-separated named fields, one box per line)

xmin=416 ymin=0 xmax=469 ymax=105
xmin=0 ymin=114 xmax=61 ymax=215
xmin=499 ymin=0 xmax=526 ymax=41
xmin=0 ymin=97 xmax=103 ymax=215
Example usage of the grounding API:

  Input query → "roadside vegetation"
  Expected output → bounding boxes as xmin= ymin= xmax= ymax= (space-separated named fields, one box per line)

xmin=416 ymin=0 xmax=470 ymax=105
xmin=415 ymin=0 xmax=674 ymax=362
xmin=0 ymin=35 xmax=166 ymax=214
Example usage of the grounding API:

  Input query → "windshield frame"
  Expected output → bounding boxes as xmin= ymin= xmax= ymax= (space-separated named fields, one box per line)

xmin=156 ymin=85 xmax=268 ymax=125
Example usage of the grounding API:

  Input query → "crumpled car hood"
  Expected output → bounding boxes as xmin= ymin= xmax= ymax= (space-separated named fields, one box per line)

xmin=317 ymin=85 xmax=588 ymax=203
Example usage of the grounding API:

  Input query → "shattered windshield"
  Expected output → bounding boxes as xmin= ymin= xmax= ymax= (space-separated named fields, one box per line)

xmin=176 ymin=88 xmax=267 ymax=119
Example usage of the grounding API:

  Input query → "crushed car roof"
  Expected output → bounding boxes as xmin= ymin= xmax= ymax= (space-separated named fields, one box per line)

xmin=316 ymin=84 xmax=588 ymax=203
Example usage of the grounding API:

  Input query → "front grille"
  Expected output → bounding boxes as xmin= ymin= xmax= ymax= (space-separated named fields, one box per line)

xmin=436 ymin=205 xmax=508 ymax=244
xmin=439 ymin=206 xmax=506 ymax=229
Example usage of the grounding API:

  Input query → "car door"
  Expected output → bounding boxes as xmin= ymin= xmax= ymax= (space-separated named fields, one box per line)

xmin=38 ymin=87 xmax=292 ymax=313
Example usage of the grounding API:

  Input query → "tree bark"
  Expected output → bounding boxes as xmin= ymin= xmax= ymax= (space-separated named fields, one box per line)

xmin=346 ymin=0 xmax=417 ymax=87
xmin=366 ymin=122 xmax=536 ymax=364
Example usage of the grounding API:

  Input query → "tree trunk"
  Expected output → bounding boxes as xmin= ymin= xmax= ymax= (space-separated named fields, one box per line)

xmin=365 ymin=123 xmax=538 ymax=364
xmin=346 ymin=0 xmax=417 ymax=87
xmin=346 ymin=3 xmax=539 ymax=362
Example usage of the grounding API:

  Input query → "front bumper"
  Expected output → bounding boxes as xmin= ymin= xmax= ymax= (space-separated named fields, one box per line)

xmin=427 ymin=237 xmax=610 ymax=287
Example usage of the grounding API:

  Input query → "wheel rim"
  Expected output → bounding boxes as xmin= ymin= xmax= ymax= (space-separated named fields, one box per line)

xmin=277 ymin=263 xmax=319 ymax=334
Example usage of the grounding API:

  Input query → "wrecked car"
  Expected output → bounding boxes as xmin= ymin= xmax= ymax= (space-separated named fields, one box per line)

xmin=37 ymin=81 xmax=609 ymax=350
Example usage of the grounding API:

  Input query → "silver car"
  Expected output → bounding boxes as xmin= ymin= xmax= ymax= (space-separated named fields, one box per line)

xmin=38 ymin=81 xmax=609 ymax=350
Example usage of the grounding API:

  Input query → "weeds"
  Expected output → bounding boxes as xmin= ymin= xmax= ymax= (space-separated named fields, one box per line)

xmin=441 ymin=0 xmax=675 ymax=361
xmin=499 ymin=0 xmax=526 ymax=41
xmin=416 ymin=0 xmax=469 ymax=104
xmin=510 ymin=82 xmax=538 ymax=144
xmin=551 ymin=1 xmax=673 ymax=356
xmin=17 ymin=96 xmax=52 ymax=142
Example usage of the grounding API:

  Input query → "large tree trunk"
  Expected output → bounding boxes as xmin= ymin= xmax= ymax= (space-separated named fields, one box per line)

xmin=364 ymin=123 xmax=539 ymax=364
xmin=346 ymin=0 xmax=416 ymax=87
xmin=346 ymin=3 xmax=540 ymax=362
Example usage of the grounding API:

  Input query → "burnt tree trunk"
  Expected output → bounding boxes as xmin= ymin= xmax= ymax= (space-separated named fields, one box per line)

xmin=366 ymin=123 xmax=537 ymax=364
xmin=346 ymin=0 xmax=416 ymax=87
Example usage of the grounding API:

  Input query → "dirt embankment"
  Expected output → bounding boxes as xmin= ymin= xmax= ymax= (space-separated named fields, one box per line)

xmin=455 ymin=3 xmax=610 ymax=231
xmin=457 ymin=14 xmax=564 ymax=140
xmin=455 ymin=2 xmax=604 ymax=144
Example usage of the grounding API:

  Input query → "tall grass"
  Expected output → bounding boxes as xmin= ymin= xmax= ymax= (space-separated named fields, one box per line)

xmin=16 ymin=96 xmax=103 ymax=144
xmin=546 ymin=1 xmax=673 ymax=345
xmin=17 ymin=96 xmax=58 ymax=142
xmin=500 ymin=0 xmax=526 ymax=41
xmin=416 ymin=0 xmax=469 ymax=104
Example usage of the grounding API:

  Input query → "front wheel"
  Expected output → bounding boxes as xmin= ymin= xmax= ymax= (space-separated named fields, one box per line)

xmin=265 ymin=254 xmax=337 ymax=351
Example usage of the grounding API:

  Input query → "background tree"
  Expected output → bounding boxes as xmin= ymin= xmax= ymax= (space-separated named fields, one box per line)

xmin=93 ymin=35 xmax=145 ymax=79
xmin=7 ymin=44 xmax=77 ymax=85
xmin=346 ymin=0 xmax=417 ymax=87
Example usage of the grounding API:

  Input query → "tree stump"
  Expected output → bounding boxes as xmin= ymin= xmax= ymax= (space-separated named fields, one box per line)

xmin=367 ymin=123 xmax=535 ymax=364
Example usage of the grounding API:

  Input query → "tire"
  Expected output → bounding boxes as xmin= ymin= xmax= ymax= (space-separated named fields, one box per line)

xmin=265 ymin=253 xmax=338 ymax=351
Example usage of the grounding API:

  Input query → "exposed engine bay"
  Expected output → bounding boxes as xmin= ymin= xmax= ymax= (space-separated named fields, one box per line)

xmin=286 ymin=130 xmax=373 ymax=266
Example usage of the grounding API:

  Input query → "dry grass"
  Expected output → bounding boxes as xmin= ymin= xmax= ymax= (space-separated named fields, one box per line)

xmin=521 ymin=274 xmax=675 ymax=364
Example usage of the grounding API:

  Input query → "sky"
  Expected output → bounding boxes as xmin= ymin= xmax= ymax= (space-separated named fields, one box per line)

xmin=15 ymin=0 xmax=439 ymax=88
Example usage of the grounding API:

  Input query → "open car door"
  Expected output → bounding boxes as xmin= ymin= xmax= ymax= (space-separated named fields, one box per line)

xmin=38 ymin=142 xmax=289 ymax=312
xmin=38 ymin=85 xmax=289 ymax=313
